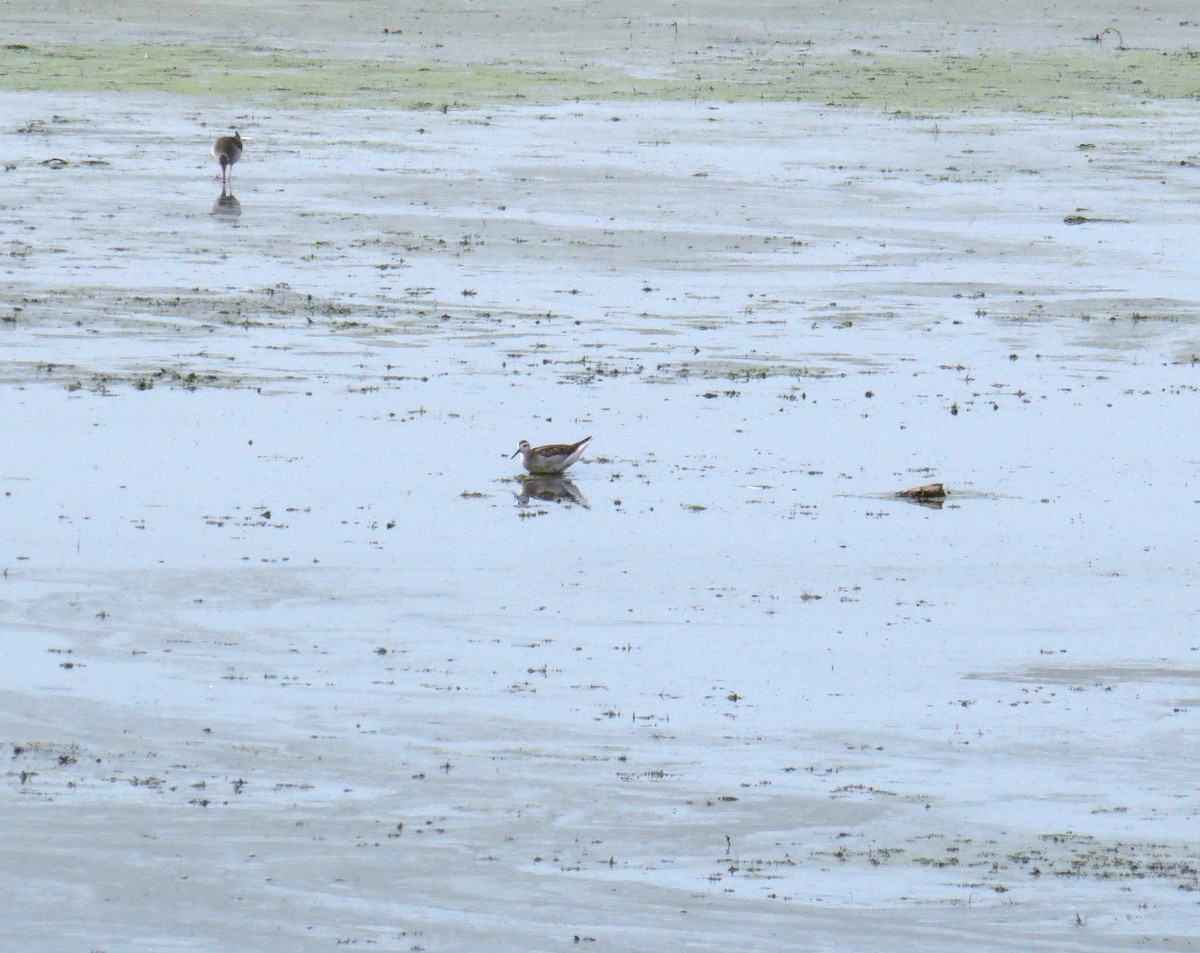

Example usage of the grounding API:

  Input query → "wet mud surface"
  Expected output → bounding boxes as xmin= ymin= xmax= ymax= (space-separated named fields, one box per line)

xmin=2 ymin=2 xmax=1200 ymax=951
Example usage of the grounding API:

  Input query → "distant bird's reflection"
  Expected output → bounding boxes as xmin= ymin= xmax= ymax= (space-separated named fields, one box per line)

xmin=515 ymin=474 xmax=589 ymax=509
xmin=211 ymin=186 xmax=241 ymax=219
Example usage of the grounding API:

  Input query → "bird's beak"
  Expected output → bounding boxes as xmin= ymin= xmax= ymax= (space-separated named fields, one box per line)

xmin=511 ymin=447 xmax=520 ymax=458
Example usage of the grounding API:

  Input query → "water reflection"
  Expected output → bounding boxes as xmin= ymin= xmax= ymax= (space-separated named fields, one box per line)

xmin=211 ymin=187 xmax=241 ymax=219
xmin=515 ymin=475 xmax=589 ymax=509
xmin=898 ymin=494 xmax=944 ymax=510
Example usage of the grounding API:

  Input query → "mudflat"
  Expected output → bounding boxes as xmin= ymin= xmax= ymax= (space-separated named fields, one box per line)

xmin=2 ymin=3 xmax=1199 ymax=951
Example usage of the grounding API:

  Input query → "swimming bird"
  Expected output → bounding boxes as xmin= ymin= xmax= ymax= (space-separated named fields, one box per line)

xmin=512 ymin=436 xmax=592 ymax=474
xmin=212 ymin=130 xmax=242 ymax=184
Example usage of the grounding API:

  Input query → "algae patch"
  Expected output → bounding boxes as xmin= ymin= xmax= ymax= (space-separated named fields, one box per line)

xmin=0 ymin=44 xmax=615 ymax=109
xmin=698 ymin=47 xmax=1200 ymax=115
xmin=2 ymin=42 xmax=1199 ymax=113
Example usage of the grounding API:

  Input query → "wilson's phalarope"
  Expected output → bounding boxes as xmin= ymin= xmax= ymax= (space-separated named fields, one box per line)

xmin=212 ymin=130 xmax=243 ymax=185
xmin=512 ymin=436 xmax=592 ymax=474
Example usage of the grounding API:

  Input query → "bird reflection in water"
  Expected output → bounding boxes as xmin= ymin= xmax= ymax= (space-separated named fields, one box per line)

xmin=211 ymin=186 xmax=241 ymax=219
xmin=515 ymin=474 xmax=589 ymax=509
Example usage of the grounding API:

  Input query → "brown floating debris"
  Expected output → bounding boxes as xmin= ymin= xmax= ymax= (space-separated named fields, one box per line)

xmin=896 ymin=482 xmax=945 ymax=499
xmin=1064 ymin=214 xmax=1128 ymax=225
xmin=895 ymin=482 xmax=947 ymax=503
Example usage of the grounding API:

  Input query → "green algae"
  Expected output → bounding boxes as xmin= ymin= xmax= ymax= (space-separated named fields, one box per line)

xmin=0 ymin=43 xmax=607 ymax=108
xmin=693 ymin=48 xmax=1200 ymax=115
xmin=1 ymin=41 xmax=1199 ymax=114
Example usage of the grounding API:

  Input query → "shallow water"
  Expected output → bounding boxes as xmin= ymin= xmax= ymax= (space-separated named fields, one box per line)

xmin=3 ymin=3 xmax=1200 ymax=951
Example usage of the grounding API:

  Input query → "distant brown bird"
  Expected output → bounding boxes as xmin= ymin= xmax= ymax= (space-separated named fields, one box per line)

xmin=212 ymin=130 xmax=242 ymax=185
